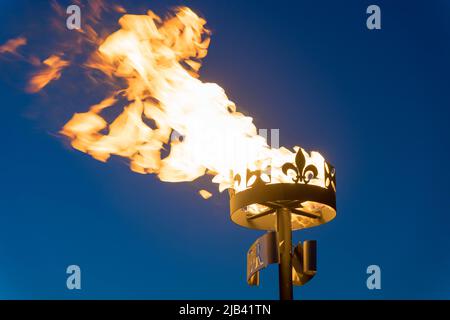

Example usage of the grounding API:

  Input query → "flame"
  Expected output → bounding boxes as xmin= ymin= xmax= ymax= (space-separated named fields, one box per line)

xmin=199 ymin=189 xmax=213 ymax=200
xmin=113 ymin=5 xmax=127 ymax=14
xmin=53 ymin=6 xmax=326 ymax=195
xmin=27 ymin=54 xmax=70 ymax=93
xmin=0 ymin=37 xmax=27 ymax=56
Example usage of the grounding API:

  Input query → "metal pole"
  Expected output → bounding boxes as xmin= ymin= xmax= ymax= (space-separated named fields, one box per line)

xmin=277 ymin=207 xmax=293 ymax=300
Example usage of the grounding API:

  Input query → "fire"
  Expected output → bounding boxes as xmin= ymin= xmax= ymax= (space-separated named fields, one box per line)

xmin=46 ymin=6 xmax=326 ymax=196
xmin=198 ymin=190 xmax=213 ymax=200
xmin=0 ymin=37 xmax=27 ymax=56
xmin=27 ymin=54 xmax=70 ymax=93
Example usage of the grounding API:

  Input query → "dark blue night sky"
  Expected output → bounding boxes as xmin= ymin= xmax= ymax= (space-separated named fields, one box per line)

xmin=0 ymin=0 xmax=450 ymax=299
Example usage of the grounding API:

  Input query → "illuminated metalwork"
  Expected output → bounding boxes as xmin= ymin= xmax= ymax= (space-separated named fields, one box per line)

xmin=229 ymin=147 xmax=336 ymax=300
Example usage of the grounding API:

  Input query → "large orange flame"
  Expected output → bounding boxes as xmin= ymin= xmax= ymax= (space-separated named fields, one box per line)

xmin=55 ymin=6 xmax=326 ymax=196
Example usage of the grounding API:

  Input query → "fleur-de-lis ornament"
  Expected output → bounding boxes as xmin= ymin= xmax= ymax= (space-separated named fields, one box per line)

xmin=324 ymin=162 xmax=336 ymax=191
xmin=233 ymin=167 xmax=271 ymax=189
xmin=281 ymin=149 xmax=318 ymax=184
xmin=246 ymin=168 xmax=270 ymax=188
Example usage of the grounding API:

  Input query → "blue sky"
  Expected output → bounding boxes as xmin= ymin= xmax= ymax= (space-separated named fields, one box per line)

xmin=0 ymin=0 xmax=450 ymax=299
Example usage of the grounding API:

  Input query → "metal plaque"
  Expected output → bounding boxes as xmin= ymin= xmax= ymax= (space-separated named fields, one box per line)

xmin=247 ymin=231 xmax=279 ymax=285
xmin=292 ymin=240 xmax=317 ymax=286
